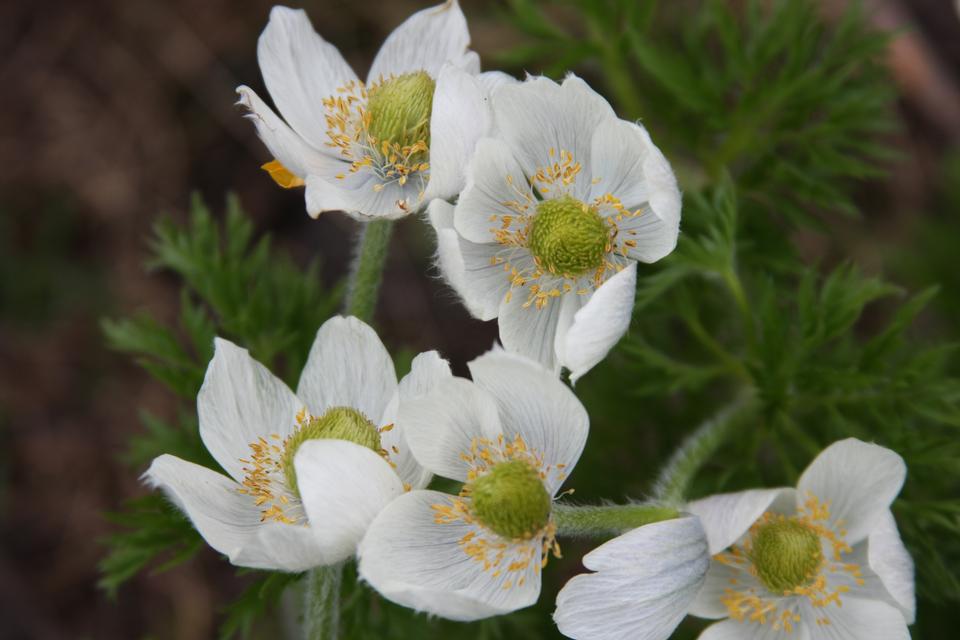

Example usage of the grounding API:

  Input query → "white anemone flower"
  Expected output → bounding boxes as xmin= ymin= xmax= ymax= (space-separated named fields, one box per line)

xmin=554 ymin=517 xmax=709 ymax=640
xmin=237 ymin=1 xmax=503 ymax=220
xmin=144 ymin=316 xmax=450 ymax=572
xmin=429 ymin=74 xmax=681 ymax=382
xmin=552 ymin=438 xmax=915 ymax=640
xmin=357 ymin=349 xmax=589 ymax=620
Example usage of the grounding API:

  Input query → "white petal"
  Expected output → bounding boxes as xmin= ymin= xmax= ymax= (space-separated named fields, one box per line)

xmin=358 ymin=490 xmax=540 ymax=621
xmin=697 ymin=619 xmax=801 ymax=640
xmin=688 ymin=558 xmax=752 ymax=620
xmin=561 ymin=263 xmax=637 ymax=383
xmin=804 ymin=597 xmax=909 ymax=640
xmin=252 ymin=522 xmax=332 ymax=572
xmin=868 ymin=510 xmax=915 ymax=624
xmin=198 ymin=338 xmax=302 ymax=483
xmin=399 ymin=377 xmax=502 ymax=481
xmin=554 ymin=517 xmax=709 ymax=640
xmin=687 ymin=488 xmax=792 ymax=554
xmin=144 ymin=455 xmax=324 ymax=571
xmin=492 ymin=75 xmax=615 ymax=195
xmin=478 ymin=70 xmax=518 ymax=96
xmin=467 ymin=349 xmax=588 ymax=494
xmin=796 ymin=438 xmax=906 ymax=544
xmin=379 ymin=351 xmax=453 ymax=490
xmin=589 ymin=119 xmax=681 ymax=263
xmin=458 ymin=239 xmax=515 ymax=320
xmin=296 ymin=316 xmax=398 ymax=424
xmin=235 ymin=86 xmax=343 ymax=179
xmin=498 ymin=289 xmax=564 ymax=373
xmin=427 ymin=196 xmax=456 ymax=230
xmin=367 ymin=1 xmax=473 ymax=81
xmin=429 ymin=200 xmax=511 ymax=320
xmin=304 ymin=173 xmax=418 ymax=220
xmin=424 ymin=65 xmax=492 ymax=202
xmin=396 ymin=350 xmax=454 ymax=399
xmin=454 ymin=137 xmax=533 ymax=244
xmin=580 ymin=516 xmax=708 ymax=571
xmin=257 ymin=7 xmax=359 ymax=150
xmin=455 ymin=50 xmax=481 ymax=75
xmin=554 ymin=292 xmax=584 ymax=369
xmin=295 ymin=439 xmax=404 ymax=564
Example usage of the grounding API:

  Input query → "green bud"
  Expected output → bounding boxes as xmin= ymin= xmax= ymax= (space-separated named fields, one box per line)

xmin=282 ymin=406 xmax=380 ymax=496
xmin=750 ymin=519 xmax=823 ymax=593
xmin=528 ymin=195 xmax=609 ymax=276
xmin=367 ymin=71 xmax=435 ymax=157
xmin=469 ymin=460 xmax=551 ymax=539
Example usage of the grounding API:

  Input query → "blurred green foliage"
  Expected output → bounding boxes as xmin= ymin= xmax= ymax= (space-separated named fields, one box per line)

xmin=100 ymin=0 xmax=960 ymax=638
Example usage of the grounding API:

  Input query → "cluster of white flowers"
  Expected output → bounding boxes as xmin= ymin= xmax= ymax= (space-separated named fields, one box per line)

xmin=145 ymin=2 xmax=915 ymax=639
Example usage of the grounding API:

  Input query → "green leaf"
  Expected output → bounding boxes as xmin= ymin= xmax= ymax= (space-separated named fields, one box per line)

xmin=98 ymin=495 xmax=202 ymax=598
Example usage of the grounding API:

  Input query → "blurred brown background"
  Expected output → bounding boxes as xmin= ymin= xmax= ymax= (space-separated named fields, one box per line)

xmin=1 ymin=0 xmax=958 ymax=638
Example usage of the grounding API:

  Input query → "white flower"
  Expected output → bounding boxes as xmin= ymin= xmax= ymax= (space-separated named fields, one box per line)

xmin=688 ymin=438 xmax=914 ymax=639
xmin=357 ymin=349 xmax=588 ymax=620
xmin=144 ymin=316 xmax=450 ymax=572
xmin=429 ymin=74 xmax=681 ymax=382
xmin=236 ymin=2 xmax=502 ymax=220
xmin=553 ymin=517 xmax=710 ymax=640
xmin=552 ymin=438 xmax=914 ymax=640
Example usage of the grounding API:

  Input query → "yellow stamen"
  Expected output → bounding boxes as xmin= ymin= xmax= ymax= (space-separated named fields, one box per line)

xmin=260 ymin=159 xmax=305 ymax=189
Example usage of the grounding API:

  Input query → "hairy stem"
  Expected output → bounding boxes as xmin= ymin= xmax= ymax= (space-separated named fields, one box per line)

xmin=304 ymin=564 xmax=343 ymax=640
xmin=654 ymin=391 xmax=755 ymax=506
xmin=553 ymin=503 xmax=680 ymax=538
xmin=344 ymin=219 xmax=394 ymax=322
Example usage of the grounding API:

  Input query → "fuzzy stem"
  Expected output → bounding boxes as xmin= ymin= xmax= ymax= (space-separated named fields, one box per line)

xmin=344 ymin=219 xmax=394 ymax=322
xmin=553 ymin=503 xmax=680 ymax=538
xmin=654 ymin=391 xmax=755 ymax=506
xmin=303 ymin=564 xmax=343 ymax=640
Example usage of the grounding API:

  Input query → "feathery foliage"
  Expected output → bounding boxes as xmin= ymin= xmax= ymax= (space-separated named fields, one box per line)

xmin=100 ymin=0 xmax=960 ymax=637
xmin=99 ymin=196 xmax=341 ymax=634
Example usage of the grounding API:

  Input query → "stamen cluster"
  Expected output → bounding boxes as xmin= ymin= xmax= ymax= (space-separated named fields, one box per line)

xmin=486 ymin=149 xmax=647 ymax=310
xmin=431 ymin=434 xmax=564 ymax=588
xmin=323 ymin=73 xmax=434 ymax=204
xmin=715 ymin=493 xmax=864 ymax=633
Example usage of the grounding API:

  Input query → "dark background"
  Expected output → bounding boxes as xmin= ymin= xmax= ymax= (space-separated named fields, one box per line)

xmin=1 ymin=0 xmax=959 ymax=638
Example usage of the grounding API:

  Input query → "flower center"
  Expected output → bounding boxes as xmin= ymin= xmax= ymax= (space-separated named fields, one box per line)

xmin=281 ymin=406 xmax=381 ymax=496
xmin=749 ymin=518 xmax=823 ymax=593
xmin=468 ymin=459 xmax=551 ymax=540
xmin=366 ymin=71 xmax=434 ymax=164
xmin=527 ymin=195 xmax=609 ymax=276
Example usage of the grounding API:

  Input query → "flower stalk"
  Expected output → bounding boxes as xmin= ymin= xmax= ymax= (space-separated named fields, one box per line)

xmin=654 ymin=390 xmax=755 ymax=506
xmin=304 ymin=563 xmax=343 ymax=640
xmin=344 ymin=219 xmax=394 ymax=322
xmin=553 ymin=503 xmax=680 ymax=538
xmin=303 ymin=221 xmax=395 ymax=638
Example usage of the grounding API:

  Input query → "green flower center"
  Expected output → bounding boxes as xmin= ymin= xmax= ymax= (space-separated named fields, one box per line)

xmin=281 ymin=406 xmax=381 ymax=497
xmin=367 ymin=71 xmax=435 ymax=161
xmin=527 ymin=195 xmax=609 ymax=276
xmin=750 ymin=519 xmax=824 ymax=593
xmin=468 ymin=459 xmax=551 ymax=539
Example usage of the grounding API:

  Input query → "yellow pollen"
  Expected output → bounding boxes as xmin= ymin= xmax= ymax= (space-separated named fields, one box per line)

xmin=237 ymin=406 xmax=382 ymax=524
xmin=715 ymin=493 xmax=863 ymax=633
xmin=485 ymin=150 xmax=646 ymax=311
xmin=261 ymin=159 xmax=305 ymax=189
xmin=320 ymin=74 xmax=433 ymax=199
xmin=429 ymin=434 xmax=562 ymax=587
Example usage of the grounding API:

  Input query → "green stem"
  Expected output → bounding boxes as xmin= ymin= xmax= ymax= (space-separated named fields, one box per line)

xmin=303 ymin=564 xmax=343 ymax=640
xmin=553 ymin=503 xmax=679 ymax=538
xmin=681 ymin=311 xmax=751 ymax=382
xmin=723 ymin=267 xmax=754 ymax=338
xmin=343 ymin=219 xmax=394 ymax=322
xmin=654 ymin=391 xmax=755 ymax=506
